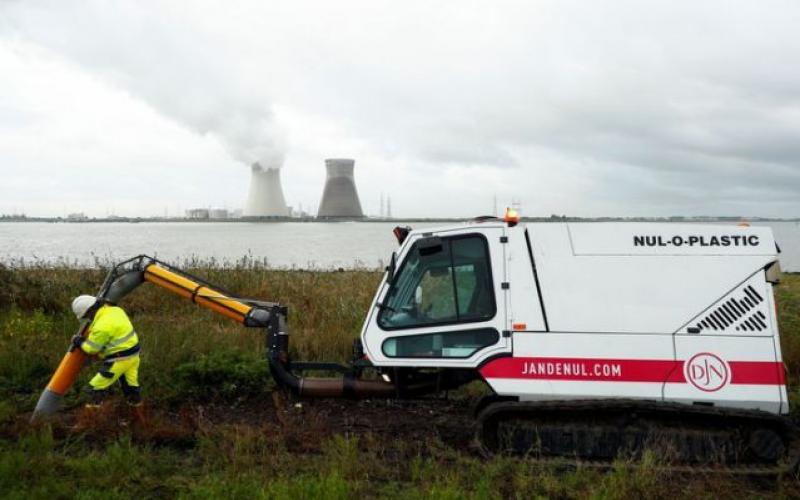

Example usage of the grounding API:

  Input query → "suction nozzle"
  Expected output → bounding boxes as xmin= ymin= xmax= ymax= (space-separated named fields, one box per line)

xmin=31 ymin=388 xmax=63 ymax=420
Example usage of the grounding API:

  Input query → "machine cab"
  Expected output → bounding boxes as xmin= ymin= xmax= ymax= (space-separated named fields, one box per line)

xmin=361 ymin=223 xmax=512 ymax=368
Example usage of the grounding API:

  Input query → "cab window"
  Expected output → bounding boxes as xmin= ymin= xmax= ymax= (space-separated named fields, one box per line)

xmin=383 ymin=329 xmax=499 ymax=358
xmin=378 ymin=234 xmax=495 ymax=330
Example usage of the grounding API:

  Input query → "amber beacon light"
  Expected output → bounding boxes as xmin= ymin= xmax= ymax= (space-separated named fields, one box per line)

xmin=504 ymin=207 xmax=520 ymax=226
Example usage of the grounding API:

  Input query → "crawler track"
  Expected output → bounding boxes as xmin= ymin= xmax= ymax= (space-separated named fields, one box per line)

xmin=477 ymin=399 xmax=800 ymax=475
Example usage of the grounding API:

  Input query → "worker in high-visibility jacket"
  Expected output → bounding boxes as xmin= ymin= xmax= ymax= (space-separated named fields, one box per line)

xmin=70 ymin=295 xmax=142 ymax=407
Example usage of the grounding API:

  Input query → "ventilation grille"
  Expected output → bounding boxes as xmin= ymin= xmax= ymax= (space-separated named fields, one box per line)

xmin=693 ymin=285 xmax=768 ymax=333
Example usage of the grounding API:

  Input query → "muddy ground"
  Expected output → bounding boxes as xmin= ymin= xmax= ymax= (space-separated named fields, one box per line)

xmin=10 ymin=394 xmax=479 ymax=456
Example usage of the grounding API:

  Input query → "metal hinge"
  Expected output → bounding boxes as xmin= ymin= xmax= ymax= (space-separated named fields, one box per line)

xmin=500 ymin=236 xmax=508 ymax=243
xmin=501 ymin=282 xmax=510 ymax=290
xmin=502 ymin=330 xmax=512 ymax=338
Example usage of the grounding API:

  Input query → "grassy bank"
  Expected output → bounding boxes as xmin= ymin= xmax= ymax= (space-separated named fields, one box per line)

xmin=0 ymin=265 xmax=799 ymax=498
xmin=7 ymin=427 xmax=799 ymax=500
xmin=0 ymin=263 xmax=380 ymax=408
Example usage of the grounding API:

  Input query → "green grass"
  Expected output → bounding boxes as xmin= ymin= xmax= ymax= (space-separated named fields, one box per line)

xmin=0 ymin=262 xmax=379 ymax=407
xmin=2 ymin=426 xmax=794 ymax=499
xmin=0 ymin=264 xmax=799 ymax=498
xmin=777 ymin=274 xmax=800 ymax=410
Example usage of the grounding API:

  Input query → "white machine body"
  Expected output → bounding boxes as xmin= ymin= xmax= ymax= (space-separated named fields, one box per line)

xmin=361 ymin=221 xmax=789 ymax=415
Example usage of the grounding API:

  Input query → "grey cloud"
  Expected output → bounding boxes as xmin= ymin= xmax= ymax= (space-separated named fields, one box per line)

xmin=1 ymin=1 xmax=286 ymax=168
xmin=1 ymin=0 xmax=799 ymax=217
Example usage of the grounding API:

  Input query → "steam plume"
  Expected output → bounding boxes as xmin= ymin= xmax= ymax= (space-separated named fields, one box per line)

xmin=1 ymin=2 xmax=286 ymax=168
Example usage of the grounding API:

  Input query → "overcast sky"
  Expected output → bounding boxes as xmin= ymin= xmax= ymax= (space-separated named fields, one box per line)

xmin=1 ymin=1 xmax=799 ymax=218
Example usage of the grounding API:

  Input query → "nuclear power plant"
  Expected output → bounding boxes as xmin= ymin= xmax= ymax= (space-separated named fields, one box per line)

xmin=317 ymin=158 xmax=364 ymax=218
xmin=240 ymin=158 xmax=367 ymax=220
xmin=243 ymin=163 xmax=289 ymax=217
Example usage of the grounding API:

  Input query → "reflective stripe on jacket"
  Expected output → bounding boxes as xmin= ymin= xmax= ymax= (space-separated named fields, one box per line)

xmin=80 ymin=305 xmax=139 ymax=358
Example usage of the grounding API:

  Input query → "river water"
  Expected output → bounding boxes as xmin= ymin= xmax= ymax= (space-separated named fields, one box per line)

xmin=0 ymin=220 xmax=798 ymax=271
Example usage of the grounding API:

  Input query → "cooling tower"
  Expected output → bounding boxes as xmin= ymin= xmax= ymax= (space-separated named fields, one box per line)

xmin=317 ymin=159 xmax=364 ymax=218
xmin=243 ymin=163 xmax=289 ymax=217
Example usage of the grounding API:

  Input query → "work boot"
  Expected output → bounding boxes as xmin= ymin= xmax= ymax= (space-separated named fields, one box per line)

xmin=121 ymin=384 xmax=142 ymax=407
xmin=85 ymin=388 xmax=109 ymax=409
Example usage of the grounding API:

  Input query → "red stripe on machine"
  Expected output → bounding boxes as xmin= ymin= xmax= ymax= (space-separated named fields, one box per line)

xmin=729 ymin=361 xmax=786 ymax=385
xmin=480 ymin=357 xmax=785 ymax=385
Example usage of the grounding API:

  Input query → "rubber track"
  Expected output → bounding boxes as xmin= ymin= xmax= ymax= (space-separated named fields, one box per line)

xmin=477 ymin=399 xmax=800 ymax=476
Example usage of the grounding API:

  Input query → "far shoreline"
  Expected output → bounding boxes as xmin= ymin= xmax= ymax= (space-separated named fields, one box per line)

xmin=1 ymin=216 xmax=799 ymax=224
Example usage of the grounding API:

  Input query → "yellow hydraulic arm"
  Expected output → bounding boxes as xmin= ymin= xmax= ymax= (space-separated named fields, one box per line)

xmin=32 ymin=256 xmax=276 ymax=418
xmin=102 ymin=256 xmax=278 ymax=328
xmin=143 ymin=263 xmax=263 ymax=325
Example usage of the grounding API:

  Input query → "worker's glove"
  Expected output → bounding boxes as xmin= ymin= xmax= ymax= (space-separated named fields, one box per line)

xmin=70 ymin=335 xmax=85 ymax=352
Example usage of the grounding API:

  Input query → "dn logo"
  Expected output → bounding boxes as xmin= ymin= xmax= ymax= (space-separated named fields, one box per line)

xmin=685 ymin=353 xmax=729 ymax=392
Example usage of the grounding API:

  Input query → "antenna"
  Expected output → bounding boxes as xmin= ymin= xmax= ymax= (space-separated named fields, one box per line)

xmin=511 ymin=197 xmax=522 ymax=216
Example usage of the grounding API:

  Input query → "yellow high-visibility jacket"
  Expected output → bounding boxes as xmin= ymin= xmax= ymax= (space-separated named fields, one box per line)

xmin=80 ymin=305 xmax=139 ymax=359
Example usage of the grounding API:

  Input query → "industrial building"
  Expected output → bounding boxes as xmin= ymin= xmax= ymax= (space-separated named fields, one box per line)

xmin=185 ymin=208 xmax=210 ymax=219
xmin=209 ymin=208 xmax=229 ymax=219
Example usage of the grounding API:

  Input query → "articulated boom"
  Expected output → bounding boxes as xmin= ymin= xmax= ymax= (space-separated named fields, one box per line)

xmin=33 ymin=255 xmax=279 ymax=417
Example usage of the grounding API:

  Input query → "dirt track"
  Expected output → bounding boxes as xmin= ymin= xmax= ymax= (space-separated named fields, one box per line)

xmin=13 ymin=394 xmax=479 ymax=456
